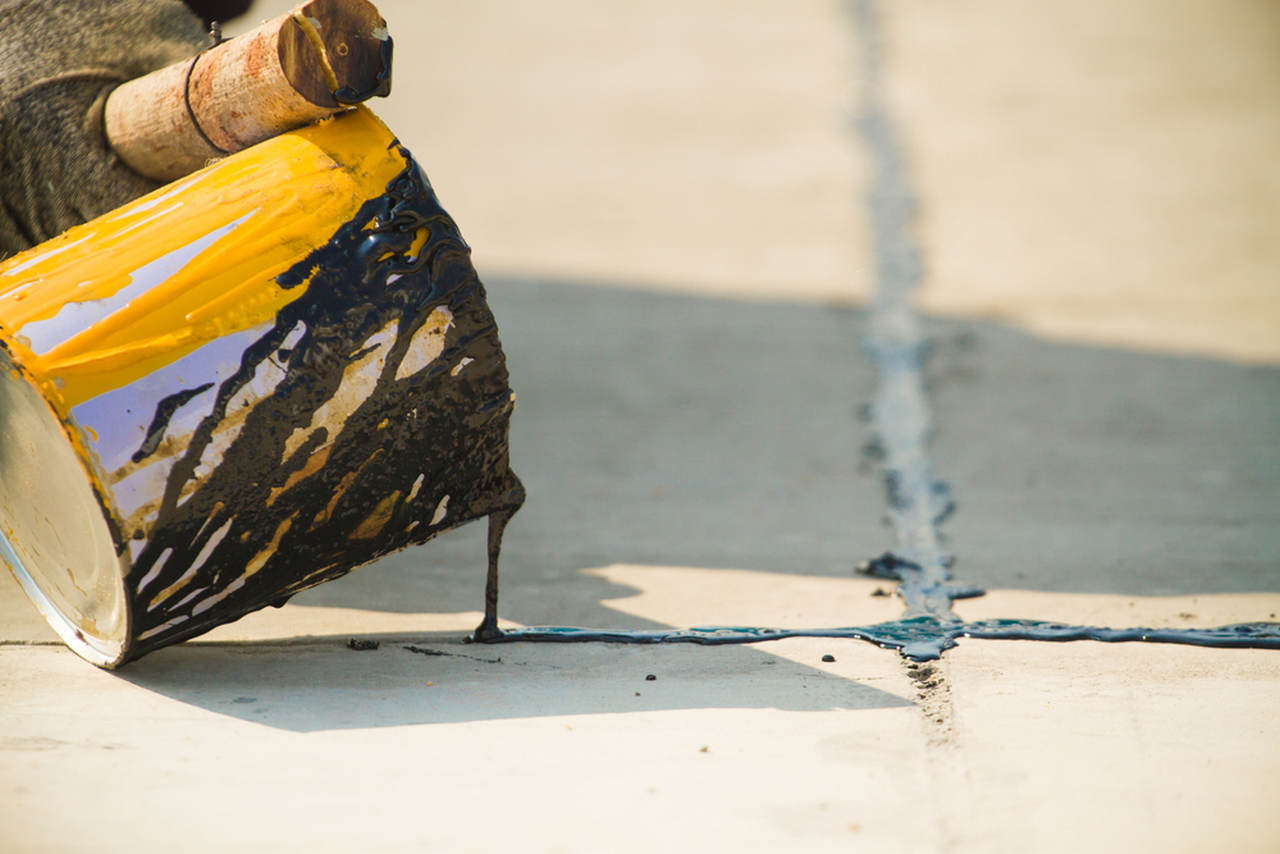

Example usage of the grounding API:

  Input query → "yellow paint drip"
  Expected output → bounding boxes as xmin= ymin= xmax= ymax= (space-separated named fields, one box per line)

xmin=313 ymin=448 xmax=383 ymax=527
xmin=244 ymin=514 xmax=296 ymax=577
xmin=406 ymin=227 xmax=430 ymax=262
xmin=0 ymin=108 xmax=404 ymax=410
xmin=351 ymin=490 xmax=401 ymax=540
xmin=268 ymin=443 xmax=334 ymax=506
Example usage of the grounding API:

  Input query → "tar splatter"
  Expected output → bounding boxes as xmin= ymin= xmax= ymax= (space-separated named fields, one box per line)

xmin=121 ymin=144 xmax=522 ymax=662
xmin=404 ymin=645 xmax=502 ymax=664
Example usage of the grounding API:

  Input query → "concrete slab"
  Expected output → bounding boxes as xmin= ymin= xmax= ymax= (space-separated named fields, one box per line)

xmin=887 ymin=0 xmax=1280 ymax=362
xmin=935 ymin=643 xmax=1280 ymax=853
xmin=3 ymin=0 xmax=1279 ymax=852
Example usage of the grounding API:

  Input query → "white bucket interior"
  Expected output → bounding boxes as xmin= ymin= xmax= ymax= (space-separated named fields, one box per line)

xmin=0 ymin=347 xmax=128 ymax=667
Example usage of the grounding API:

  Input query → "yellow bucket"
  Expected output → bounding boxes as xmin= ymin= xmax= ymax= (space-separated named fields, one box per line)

xmin=0 ymin=107 xmax=523 ymax=668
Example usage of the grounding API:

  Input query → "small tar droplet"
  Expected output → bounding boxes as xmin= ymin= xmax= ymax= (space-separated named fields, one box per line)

xmin=645 ymin=674 xmax=657 ymax=681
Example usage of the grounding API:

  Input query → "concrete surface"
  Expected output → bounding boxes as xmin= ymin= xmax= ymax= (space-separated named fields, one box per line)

xmin=893 ymin=0 xmax=1280 ymax=363
xmin=3 ymin=1 xmax=1280 ymax=852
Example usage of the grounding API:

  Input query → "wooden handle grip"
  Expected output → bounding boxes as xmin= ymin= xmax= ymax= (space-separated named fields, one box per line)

xmin=104 ymin=0 xmax=392 ymax=182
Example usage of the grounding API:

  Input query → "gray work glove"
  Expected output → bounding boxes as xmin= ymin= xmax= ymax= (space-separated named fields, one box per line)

xmin=0 ymin=0 xmax=209 ymax=258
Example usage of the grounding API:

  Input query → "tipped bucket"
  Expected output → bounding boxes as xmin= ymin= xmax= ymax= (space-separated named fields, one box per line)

xmin=0 ymin=107 xmax=522 ymax=667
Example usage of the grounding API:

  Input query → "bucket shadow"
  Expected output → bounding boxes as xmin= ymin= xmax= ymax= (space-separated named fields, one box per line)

xmin=118 ymin=630 xmax=913 ymax=732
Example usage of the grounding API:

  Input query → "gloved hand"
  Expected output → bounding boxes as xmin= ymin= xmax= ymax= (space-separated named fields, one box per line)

xmin=0 ymin=0 xmax=211 ymax=257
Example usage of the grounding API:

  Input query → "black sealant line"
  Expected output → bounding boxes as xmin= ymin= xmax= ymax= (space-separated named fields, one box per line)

xmin=477 ymin=0 xmax=1280 ymax=661
xmin=852 ymin=0 xmax=961 ymax=625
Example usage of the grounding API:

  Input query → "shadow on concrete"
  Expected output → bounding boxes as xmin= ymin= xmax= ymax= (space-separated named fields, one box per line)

xmin=290 ymin=273 xmax=889 ymax=630
xmin=110 ymin=275 xmax=1280 ymax=728
xmin=922 ymin=312 xmax=1280 ymax=596
xmin=119 ymin=631 xmax=912 ymax=732
xmin=290 ymin=273 xmax=1279 ymax=631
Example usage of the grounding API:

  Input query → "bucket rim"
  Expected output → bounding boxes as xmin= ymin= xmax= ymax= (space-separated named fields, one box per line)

xmin=0 ymin=342 xmax=130 ymax=668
